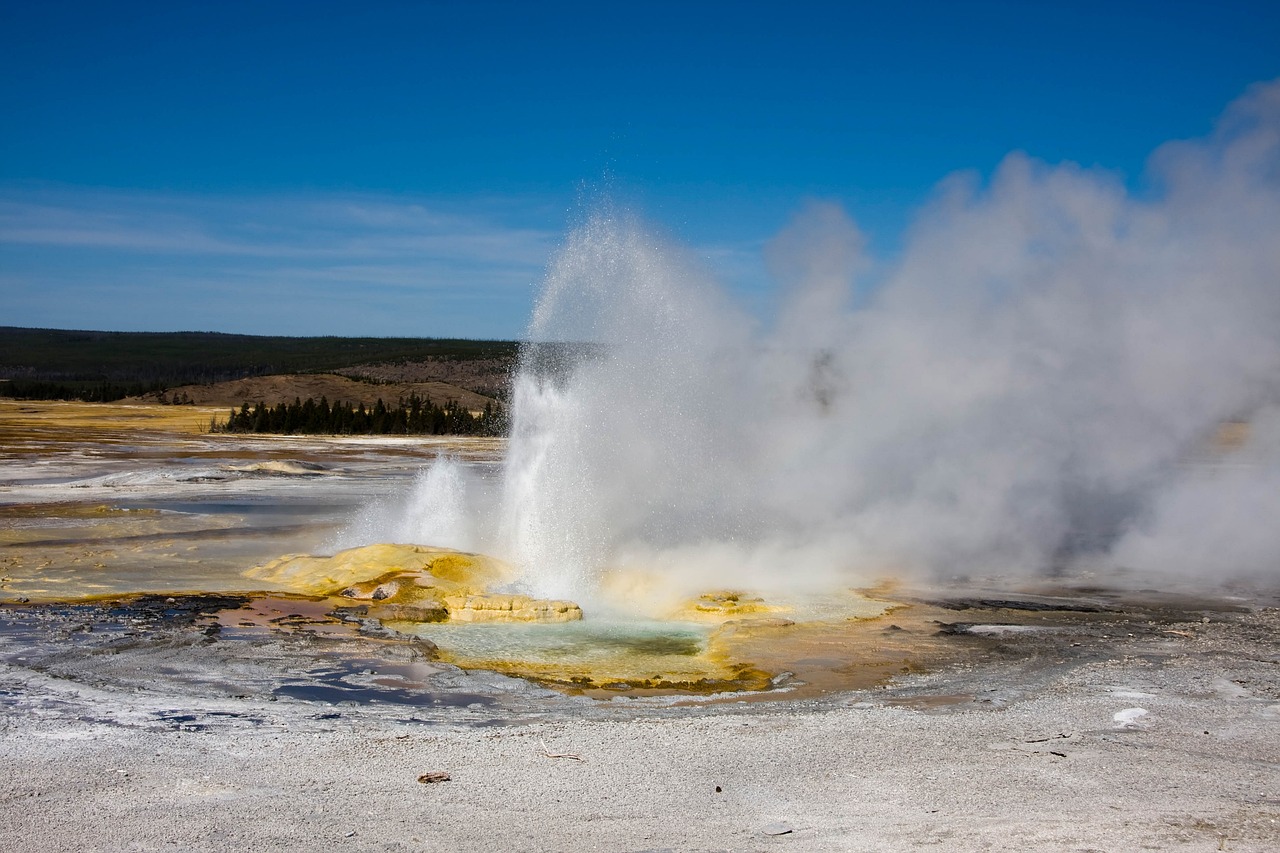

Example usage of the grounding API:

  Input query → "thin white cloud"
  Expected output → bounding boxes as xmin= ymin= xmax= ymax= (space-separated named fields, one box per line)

xmin=0 ymin=185 xmax=563 ymax=337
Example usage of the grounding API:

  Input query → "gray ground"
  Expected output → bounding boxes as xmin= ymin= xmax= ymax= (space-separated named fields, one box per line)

xmin=2 ymin=594 xmax=1277 ymax=852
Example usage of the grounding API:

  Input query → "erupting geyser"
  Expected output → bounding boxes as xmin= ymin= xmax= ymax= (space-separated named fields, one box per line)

xmin=356 ymin=80 xmax=1280 ymax=605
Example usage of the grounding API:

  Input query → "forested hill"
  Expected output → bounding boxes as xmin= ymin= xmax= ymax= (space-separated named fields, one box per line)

xmin=0 ymin=326 xmax=520 ymax=401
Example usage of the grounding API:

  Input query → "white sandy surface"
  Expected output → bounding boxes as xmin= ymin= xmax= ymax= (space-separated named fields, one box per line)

xmin=3 ymin=632 xmax=1278 ymax=853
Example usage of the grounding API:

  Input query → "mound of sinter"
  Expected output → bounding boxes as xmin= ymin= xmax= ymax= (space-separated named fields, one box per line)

xmin=244 ymin=543 xmax=582 ymax=624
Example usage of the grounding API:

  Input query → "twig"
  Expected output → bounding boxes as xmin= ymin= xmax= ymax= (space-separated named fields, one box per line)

xmin=539 ymin=737 xmax=583 ymax=761
xmin=1024 ymin=733 xmax=1073 ymax=743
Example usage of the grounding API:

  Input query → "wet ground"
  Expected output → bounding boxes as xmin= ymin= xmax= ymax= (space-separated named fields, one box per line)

xmin=2 ymin=401 xmax=1277 ymax=718
xmin=3 ymin=578 xmax=1275 ymax=728
xmin=0 ymin=400 xmax=502 ymax=600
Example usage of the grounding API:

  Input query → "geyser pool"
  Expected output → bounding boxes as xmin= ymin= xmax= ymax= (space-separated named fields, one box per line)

xmin=392 ymin=618 xmax=710 ymax=682
xmin=381 ymin=586 xmax=904 ymax=695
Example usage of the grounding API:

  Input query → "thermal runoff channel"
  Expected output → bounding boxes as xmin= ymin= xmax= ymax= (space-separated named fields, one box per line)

xmin=355 ymin=80 xmax=1280 ymax=606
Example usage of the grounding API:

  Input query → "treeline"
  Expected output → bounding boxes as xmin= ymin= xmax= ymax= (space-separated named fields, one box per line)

xmin=0 ymin=379 xmax=168 ymax=402
xmin=0 ymin=326 xmax=519 ymax=388
xmin=217 ymin=394 xmax=505 ymax=436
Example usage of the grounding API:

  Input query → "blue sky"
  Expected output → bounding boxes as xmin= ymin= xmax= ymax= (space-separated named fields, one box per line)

xmin=2 ymin=0 xmax=1278 ymax=338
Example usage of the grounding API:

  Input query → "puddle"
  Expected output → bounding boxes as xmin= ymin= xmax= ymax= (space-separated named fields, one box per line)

xmin=273 ymin=682 xmax=498 ymax=707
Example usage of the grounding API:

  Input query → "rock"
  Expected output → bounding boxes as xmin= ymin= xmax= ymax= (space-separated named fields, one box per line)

xmin=1113 ymin=707 xmax=1148 ymax=729
xmin=366 ymin=602 xmax=449 ymax=624
xmin=761 ymin=821 xmax=794 ymax=836
xmin=245 ymin=544 xmax=583 ymax=625
xmin=411 ymin=636 xmax=439 ymax=656
xmin=243 ymin=543 xmax=514 ymax=598
xmin=329 ymin=606 xmax=369 ymax=622
xmin=352 ymin=617 xmax=397 ymax=638
xmin=674 ymin=590 xmax=790 ymax=621
xmin=442 ymin=594 xmax=582 ymax=623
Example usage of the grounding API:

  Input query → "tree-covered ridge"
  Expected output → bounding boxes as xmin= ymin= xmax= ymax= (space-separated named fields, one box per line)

xmin=0 ymin=378 xmax=169 ymax=402
xmin=217 ymin=394 xmax=504 ymax=436
xmin=0 ymin=326 xmax=519 ymax=387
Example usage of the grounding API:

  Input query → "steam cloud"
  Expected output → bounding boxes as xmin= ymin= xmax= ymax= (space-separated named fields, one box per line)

xmin=361 ymin=80 xmax=1280 ymax=601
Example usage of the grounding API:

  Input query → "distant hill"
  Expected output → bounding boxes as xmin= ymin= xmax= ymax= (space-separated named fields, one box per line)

xmin=133 ymin=372 xmax=496 ymax=412
xmin=0 ymin=326 xmax=518 ymax=402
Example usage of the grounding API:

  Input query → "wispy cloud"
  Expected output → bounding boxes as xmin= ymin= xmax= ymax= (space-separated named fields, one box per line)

xmin=0 ymin=185 xmax=564 ymax=337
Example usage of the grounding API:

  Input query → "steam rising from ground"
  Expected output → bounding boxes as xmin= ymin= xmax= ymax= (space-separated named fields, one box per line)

xmin=360 ymin=81 xmax=1280 ymax=601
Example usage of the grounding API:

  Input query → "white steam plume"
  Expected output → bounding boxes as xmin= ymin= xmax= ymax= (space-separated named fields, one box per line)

xmin=456 ymin=80 xmax=1280 ymax=599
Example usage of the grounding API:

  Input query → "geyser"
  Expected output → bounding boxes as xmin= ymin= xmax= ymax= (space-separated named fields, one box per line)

xmin=365 ymin=80 xmax=1280 ymax=603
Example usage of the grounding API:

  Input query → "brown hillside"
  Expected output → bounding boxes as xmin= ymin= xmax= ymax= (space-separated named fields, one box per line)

xmin=335 ymin=357 xmax=513 ymax=397
xmin=129 ymin=373 xmax=496 ymax=411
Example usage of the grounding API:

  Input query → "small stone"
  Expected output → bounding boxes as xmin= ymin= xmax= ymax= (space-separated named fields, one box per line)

xmin=418 ymin=772 xmax=451 ymax=784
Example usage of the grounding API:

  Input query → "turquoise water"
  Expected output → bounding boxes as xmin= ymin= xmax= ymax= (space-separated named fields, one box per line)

xmin=391 ymin=617 xmax=712 ymax=665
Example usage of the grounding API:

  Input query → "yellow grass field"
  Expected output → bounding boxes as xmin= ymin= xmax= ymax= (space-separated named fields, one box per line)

xmin=0 ymin=398 xmax=226 ymax=436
